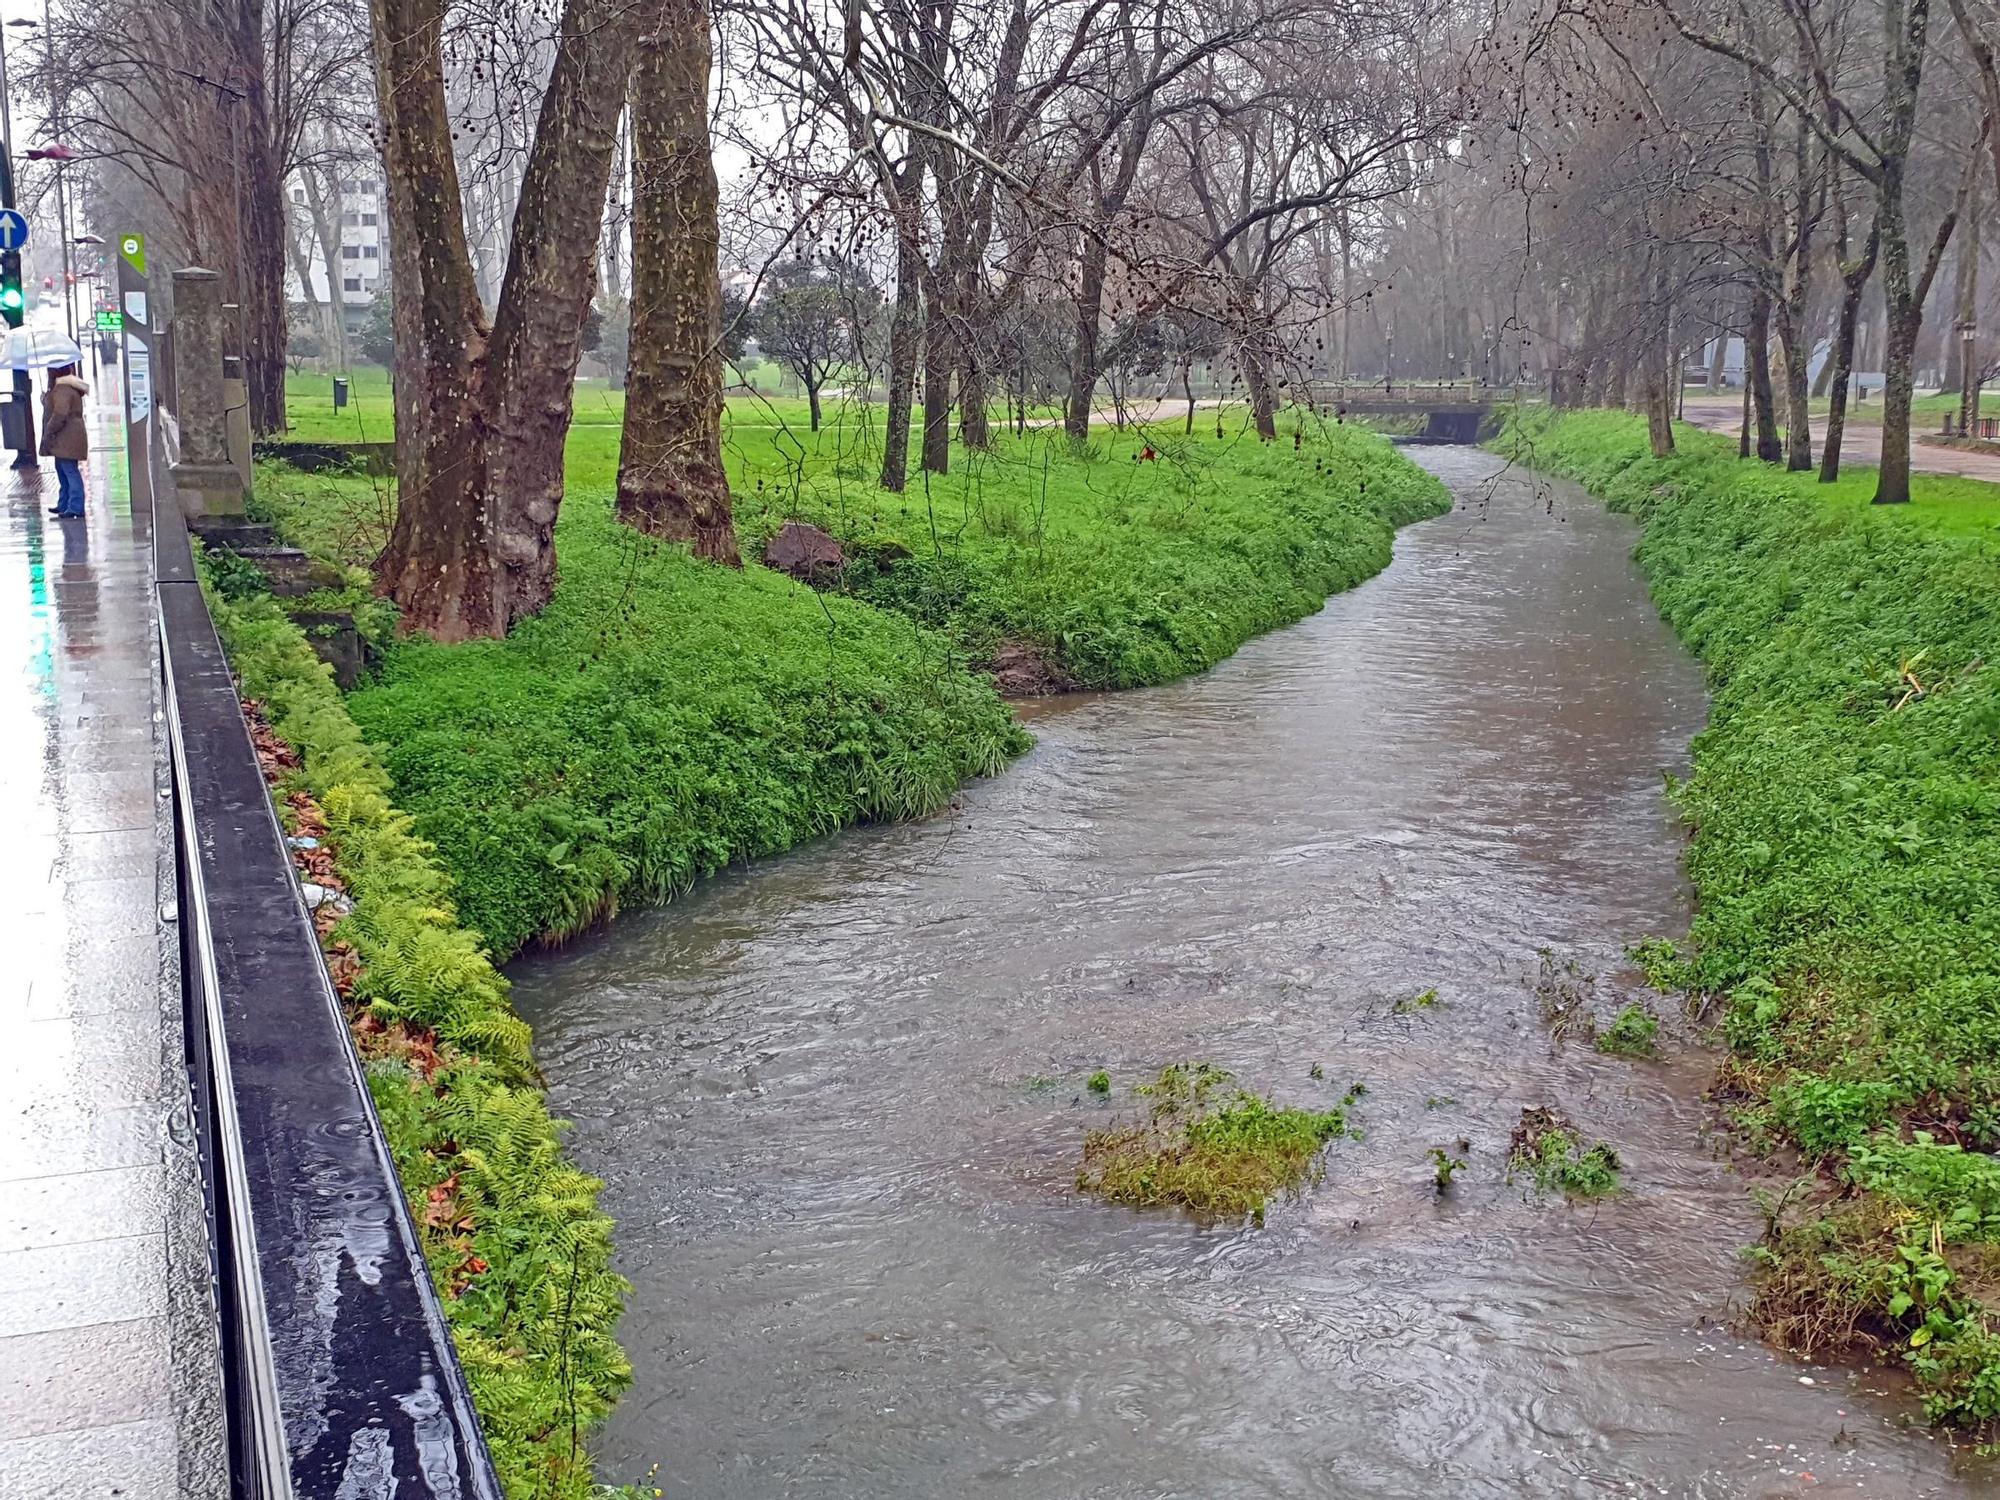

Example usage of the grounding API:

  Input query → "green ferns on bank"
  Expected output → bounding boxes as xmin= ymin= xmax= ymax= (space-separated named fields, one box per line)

xmin=335 ymin=423 xmax=1442 ymax=954
xmin=738 ymin=422 xmax=1450 ymax=689
xmin=208 ymin=588 xmax=629 ymax=1499
xmin=1505 ymin=410 xmax=2000 ymax=1426
xmin=347 ymin=508 xmax=1029 ymax=956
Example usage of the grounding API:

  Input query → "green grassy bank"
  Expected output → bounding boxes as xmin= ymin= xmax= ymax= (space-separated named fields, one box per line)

xmin=263 ymin=408 xmax=1445 ymax=955
xmin=1502 ymin=410 xmax=2000 ymax=1426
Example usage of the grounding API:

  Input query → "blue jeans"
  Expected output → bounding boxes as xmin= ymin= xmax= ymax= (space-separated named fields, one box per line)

xmin=53 ymin=457 xmax=83 ymax=515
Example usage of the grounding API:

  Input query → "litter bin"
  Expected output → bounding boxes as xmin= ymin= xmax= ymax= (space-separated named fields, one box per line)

xmin=333 ymin=376 xmax=349 ymax=410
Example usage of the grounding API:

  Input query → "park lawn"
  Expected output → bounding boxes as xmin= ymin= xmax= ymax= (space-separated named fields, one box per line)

xmin=1502 ymin=409 xmax=2000 ymax=1432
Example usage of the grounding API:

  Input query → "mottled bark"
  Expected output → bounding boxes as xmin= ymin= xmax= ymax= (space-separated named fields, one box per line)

xmin=1960 ymin=203 xmax=1983 ymax=433
xmin=1064 ymin=234 xmax=1108 ymax=443
xmin=879 ymin=216 xmax=923 ymax=492
xmin=1242 ymin=349 xmax=1278 ymax=440
xmin=616 ymin=0 xmax=737 ymax=564
xmin=1822 ymin=216 xmax=1880 ymax=484
xmin=371 ymin=0 xmax=635 ymax=638
xmin=1747 ymin=287 xmax=1782 ymax=462
xmin=921 ymin=276 xmax=953 ymax=474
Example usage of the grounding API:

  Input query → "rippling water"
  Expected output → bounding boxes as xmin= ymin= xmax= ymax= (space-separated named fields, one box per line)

xmin=511 ymin=448 xmax=1977 ymax=1498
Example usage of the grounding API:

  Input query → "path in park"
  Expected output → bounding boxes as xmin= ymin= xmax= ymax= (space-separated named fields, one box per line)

xmin=1681 ymin=393 xmax=2000 ymax=484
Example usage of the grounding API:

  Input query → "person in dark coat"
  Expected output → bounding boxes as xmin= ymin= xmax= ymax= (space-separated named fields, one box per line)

xmin=41 ymin=362 xmax=88 ymax=518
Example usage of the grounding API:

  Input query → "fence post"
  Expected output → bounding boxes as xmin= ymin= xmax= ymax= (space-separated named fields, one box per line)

xmin=168 ymin=267 xmax=245 ymax=519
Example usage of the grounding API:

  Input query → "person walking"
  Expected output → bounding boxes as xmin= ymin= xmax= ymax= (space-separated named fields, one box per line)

xmin=41 ymin=362 xmax=88 ymax=518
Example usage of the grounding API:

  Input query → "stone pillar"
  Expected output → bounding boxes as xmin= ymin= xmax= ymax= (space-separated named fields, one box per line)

xmin=221 ymin=302 xmax=254 ymax=494
xmin=169 ymin=268 xmax=245 ymax=519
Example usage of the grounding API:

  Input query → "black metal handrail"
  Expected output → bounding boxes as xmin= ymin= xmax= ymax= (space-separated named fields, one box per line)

xmin=153 ymin=459 xmax=501 ymax=1497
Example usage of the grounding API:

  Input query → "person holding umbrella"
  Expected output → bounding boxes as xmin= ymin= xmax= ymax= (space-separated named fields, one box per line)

xmin=40 ymin=360 xmax=87 ymax=518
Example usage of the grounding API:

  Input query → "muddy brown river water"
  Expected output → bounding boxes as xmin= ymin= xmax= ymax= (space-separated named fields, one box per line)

xmin=510 ymin=449 xmax=1980 ymax=1498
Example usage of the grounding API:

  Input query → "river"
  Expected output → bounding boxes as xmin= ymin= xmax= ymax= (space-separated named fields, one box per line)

xmin=511 ymin=448 xmax=1974 ymax=1498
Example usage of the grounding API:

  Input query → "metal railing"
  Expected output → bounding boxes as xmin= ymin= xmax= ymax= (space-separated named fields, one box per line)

xmin=152 ymin=439 xmax=502 ymax=1498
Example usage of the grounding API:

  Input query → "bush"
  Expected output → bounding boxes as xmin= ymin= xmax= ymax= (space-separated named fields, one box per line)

xmin=1506 ymin=410 xmax=2000 ymax=1425
xmin=208 ymin=586 xmax=629 ymax=1499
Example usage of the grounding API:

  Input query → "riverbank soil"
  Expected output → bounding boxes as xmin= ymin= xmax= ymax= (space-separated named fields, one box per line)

xmin=510 ymin=447 xmax=1977 ymax=1496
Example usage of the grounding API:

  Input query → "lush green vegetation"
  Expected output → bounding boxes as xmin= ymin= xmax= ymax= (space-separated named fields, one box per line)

xmin=1508 ymin=1106 xmax=1622 ymax=1200
xmin=1076 ymin=1063 xmax=1362 ymax=1222
xmin=206 ymin=584 xmax=628 ymax=1500
xmin=1503 ymin=409 xmax=2000 ymax=1423
xmin=1596 ymin=1003 xmax=1660 ymax=1059
xmin=257 ymin=397 xmax=1443 ymax=954
xmin=738 ymin=420 xmax=1449 ymax=689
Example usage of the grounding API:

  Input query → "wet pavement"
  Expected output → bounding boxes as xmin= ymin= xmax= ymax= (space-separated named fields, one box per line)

xmin=514 ymin=447 xmax=1986 ymax=1498
xmin=0 ymin=382 xmax=224 ymax=1498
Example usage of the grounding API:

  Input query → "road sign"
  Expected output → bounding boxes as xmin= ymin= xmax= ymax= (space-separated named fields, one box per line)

xmin=94 ymin=309 xmax=122 ymax=330
xmin=0 ymin=211 xmax=29 ymax=251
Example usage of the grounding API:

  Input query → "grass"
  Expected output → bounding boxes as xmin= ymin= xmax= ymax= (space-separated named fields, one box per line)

xmin=1508 ymin=1107 xmax=1622 ymax=1199
xmin=1502 ymin=409 xmax=2000 ymax=1427
xmin=1596 ymin=1003 xmax=1660 ymax=1059
xmin=255 ymin=393 xmax=1445 ymax=955
xmin=1076 ymin=1063 xmax=1361 ymax=1223
xmin=732 ymin=416 xmax=1449 ymax=689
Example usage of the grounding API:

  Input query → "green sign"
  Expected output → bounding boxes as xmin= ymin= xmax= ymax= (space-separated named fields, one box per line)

xmin=94 ymin=309 xmax=122 ymax=330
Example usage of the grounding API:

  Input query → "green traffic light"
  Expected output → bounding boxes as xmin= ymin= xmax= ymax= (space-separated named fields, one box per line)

xmin=0 ymin=288 xmax=22 ymax=311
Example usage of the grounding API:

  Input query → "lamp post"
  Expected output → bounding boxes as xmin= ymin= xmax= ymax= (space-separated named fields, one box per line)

xmin=1961 ymin=319 xmax=1981 ymax=437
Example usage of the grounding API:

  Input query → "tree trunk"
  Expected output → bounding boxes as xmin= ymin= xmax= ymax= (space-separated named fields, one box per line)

xmin=371 ymin=0 xmax=636 ymax=638
xmin=615 ymin=0 xmax=737 ymax=563
xmin=1961 ymin=202 xmax=1984 ymax=434
xmin=1064 ymin=233 xmax=1108 ymax=444
xmin=879 ymin=214 xmax=922 ymax=492
xmin=1747 ymin=286 xmax=1782 ymax=461
xmin=1707 ymin=324 xmax=1729 ymax=389
xmin=1780 ymin=328 xmax=1813 ymax=471
xmin=1242 ymin=349 xmax=1278 ymax=440
xmin=1878 ymin=301 xmax=1921 ymax=503
xmin=959 ymin=355 xmax=989 ymax=448
xmin=806 ymin=378 xmax=822 ymax=432
xmin=1821 ymin=251 xmax=1876 ymax=483
xmin=921 ymin=276 xmax=952 ymax=474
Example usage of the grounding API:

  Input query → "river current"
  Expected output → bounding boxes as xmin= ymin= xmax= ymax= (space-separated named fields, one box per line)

xmin=512 ymin=448 xmax=1975 ymax=1498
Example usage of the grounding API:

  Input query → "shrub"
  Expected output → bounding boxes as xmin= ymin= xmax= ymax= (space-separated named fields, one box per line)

xmin=1596 ymin=1004 xmax=1660 ymax=1059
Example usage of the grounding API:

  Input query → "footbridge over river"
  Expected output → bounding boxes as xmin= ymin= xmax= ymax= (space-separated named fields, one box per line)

xmin=1305 ymin=380 xmax=1538 ymax=442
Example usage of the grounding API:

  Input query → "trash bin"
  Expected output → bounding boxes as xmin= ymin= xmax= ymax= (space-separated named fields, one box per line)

xmin=333 ymin=376 xmax=349 ymax=410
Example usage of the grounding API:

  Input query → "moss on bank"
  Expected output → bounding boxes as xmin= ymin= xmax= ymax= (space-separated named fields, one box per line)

xmin=1502 ymin=410 xmax=2000 ymax=1427
xmin=208 ymin=587 xmax=628 ymax=1499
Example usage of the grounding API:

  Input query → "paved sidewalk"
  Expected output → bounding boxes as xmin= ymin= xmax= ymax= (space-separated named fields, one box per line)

xmin=0 ymin=376 xmax=224 ymax=1498
xmin=1682 ymin=395 xmax=2000 ymax=484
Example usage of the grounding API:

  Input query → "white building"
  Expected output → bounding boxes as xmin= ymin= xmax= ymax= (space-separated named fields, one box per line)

xmin=287 ymin=171 xmax=386 ymax=328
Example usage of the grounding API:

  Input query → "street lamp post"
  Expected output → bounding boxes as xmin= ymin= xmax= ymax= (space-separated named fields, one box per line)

xmin=1961 ymin=319 xmax=1981 ymax=437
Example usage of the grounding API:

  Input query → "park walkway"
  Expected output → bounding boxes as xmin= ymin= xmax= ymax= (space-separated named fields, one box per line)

xmin=0 ymin=378 xmax=224 ymax=1499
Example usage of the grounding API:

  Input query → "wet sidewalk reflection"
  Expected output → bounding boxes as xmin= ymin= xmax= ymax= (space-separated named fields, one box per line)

xmin=0 ymin=385 xmax=221 ymax=1499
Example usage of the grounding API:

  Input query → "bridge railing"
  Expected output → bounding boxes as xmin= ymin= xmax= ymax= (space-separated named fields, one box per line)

xmin=152 ymin=416 xmax=501 ymax=1495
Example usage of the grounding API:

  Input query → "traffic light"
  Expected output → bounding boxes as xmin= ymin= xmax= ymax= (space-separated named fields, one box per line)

xmin=0 ymin=251 xmax=23 ymax=325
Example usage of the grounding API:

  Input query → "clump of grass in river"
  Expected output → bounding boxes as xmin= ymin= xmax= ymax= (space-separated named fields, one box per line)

xmin=1076 ymin=1063 xmax=1360 ymax=1223
xmin=1509 ymin=1106 xmax=1621 ymax=1200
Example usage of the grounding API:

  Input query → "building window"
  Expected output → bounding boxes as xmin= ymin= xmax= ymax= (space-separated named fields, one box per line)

xmin=291 ymin=186 xmax=306 ymax=203
xmin=341 ymin=211 xmax=359 ymax=226
xmin=338 ymin=178 xmax=357 ymax=192
xmin=361 ymin=212 xmax=378 ymax=226
xmin=361 ymin=245 xmax=378 ymax=259
xmin=343 ymin=277 xmax=362 ymax=292
xmin=340 ymin=245 xmax=360 ymax=259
